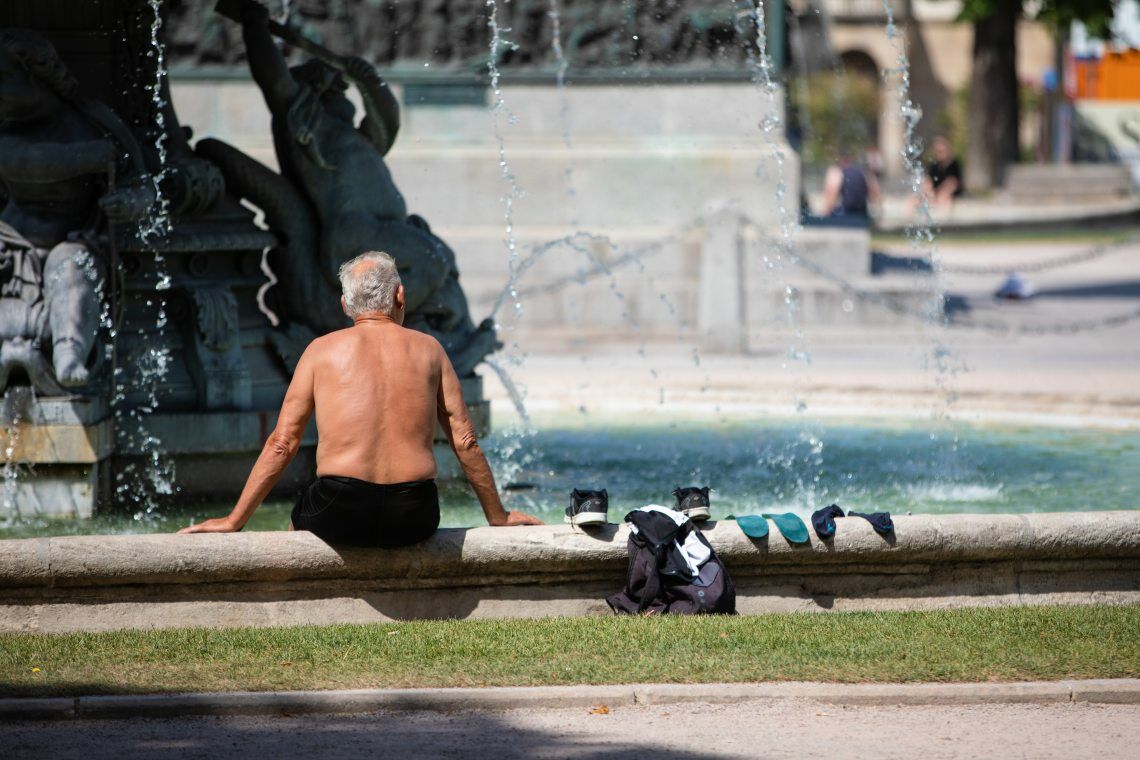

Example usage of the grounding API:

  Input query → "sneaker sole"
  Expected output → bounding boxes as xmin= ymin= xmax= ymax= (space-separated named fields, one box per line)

xmin=565 ymin=512 xmax=608 ymax=526
xmin=683 ymin=507 xmax=710 ymax=522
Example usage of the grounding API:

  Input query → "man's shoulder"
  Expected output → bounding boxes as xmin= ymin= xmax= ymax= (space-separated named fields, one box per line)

xmin=301 ymin=327 xmax=355 ymax=358
xmin=400 ymin=325 xmax=445 ymax=356
xmin=310 ymin=326 xmax=353 ymax=346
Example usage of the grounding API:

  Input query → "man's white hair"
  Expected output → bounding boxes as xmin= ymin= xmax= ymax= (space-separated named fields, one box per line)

xmin=338 ymin=251 xmax=402 ymax=317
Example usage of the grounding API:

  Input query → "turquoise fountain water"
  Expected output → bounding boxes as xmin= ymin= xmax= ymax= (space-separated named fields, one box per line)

xmin=2 ymin=417 xmax=1135 ymax=538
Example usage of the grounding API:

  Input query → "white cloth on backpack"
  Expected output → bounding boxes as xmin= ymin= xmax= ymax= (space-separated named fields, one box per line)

xmin=629 ymin=505 xmax=711 ymax=576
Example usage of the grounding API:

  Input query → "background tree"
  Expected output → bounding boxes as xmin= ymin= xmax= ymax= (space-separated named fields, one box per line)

xmin=957 ymin=0 xmax=1116 ymax=190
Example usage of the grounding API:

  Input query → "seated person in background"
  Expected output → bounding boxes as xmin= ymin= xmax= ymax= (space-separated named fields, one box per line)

xmin=819 ymin=151 xmax=881 ymax=224
xmin=920 ymin=135 xmax=963 ymax=209
xmin=180 ymin=251 xmax=541 ymax=546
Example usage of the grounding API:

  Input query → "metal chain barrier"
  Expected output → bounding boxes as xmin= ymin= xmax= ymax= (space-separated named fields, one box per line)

xmin=773 ymin=223 xmax=1140 ymax=336
xmin=503 ymin=210 xmax=1140 ymax=337
xmin=936 ymin=234 xmax=1140 ymax=275
xmin=746 ymin=214 xmax=1140 ymax=336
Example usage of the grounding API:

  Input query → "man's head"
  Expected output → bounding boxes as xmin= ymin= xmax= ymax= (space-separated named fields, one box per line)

xmin=0 ymin=29 xmax=76 ymax=124
xmin=932 ymin=135 xmax=953 ymax=164
xmin=338 ymin=251 xmax=404 ymax=321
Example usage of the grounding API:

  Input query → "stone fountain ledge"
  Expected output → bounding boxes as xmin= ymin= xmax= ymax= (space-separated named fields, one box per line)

xmin=1 ymin=511 xmax=1138 ymax=633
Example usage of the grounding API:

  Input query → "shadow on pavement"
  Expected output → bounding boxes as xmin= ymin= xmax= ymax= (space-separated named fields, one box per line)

xmin=1031 ymin=281 xmax=1140 ymax=300
xmin=2 ymin=708 xmax=728 ymax=760
xmin=870 ymin=252 xmax=934 ymax=275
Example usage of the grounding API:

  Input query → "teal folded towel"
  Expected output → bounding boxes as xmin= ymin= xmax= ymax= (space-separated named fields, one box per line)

xmin=762 ymin=512 xmax=811 ymax=544
xmin=734 ymin=514 xmax=770 ymax=539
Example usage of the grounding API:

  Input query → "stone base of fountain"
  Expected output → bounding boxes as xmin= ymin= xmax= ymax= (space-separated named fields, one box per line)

xmin=1 ymin=511 xmax=1136 ymax=632
xmin=2 ymin=391 xmax=112 ymax=520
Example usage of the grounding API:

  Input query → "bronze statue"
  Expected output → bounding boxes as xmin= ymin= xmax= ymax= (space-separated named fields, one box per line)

xmin=205 ymin=0 xmax=496 ymax=376
xmin=0 ymin=29 xmax=154 ymax=392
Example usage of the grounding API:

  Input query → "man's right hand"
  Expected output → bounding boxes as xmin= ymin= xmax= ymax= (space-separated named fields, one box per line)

xmin=344 ymin=56 xmax=381 ymax=85
xmin=178 ymin=516 xmax=240 ymax=534
xmin=490 ymin=510 xmax=544 ymax=527
xmin=232 ymin=0 xmax=269 ymax=25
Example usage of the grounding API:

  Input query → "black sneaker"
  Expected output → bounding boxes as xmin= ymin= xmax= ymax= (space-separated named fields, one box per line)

xmin=565 ymin=488 xmax=608 ymax=527
xmin=672 ymin=486 xmax=710 ymax=522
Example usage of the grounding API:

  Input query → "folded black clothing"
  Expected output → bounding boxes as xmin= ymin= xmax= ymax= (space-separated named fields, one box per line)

xmin=811 ymin=504 xmax=846 ymax=539
xmin=849 ymin=510 xmax=894 ymax=535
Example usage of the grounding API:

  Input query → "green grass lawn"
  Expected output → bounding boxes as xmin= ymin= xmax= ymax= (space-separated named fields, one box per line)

xmin=2 ymin=605 xmax=1137 ymax=698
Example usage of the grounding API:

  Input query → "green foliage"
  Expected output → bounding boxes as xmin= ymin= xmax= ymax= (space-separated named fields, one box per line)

xmin=1 ymin=604 xmax=1137 ymax=697
xmin=1037 ymin=0 xmax=1116 ymax=36
xmin=939 ymin=82 xmax=1043 ymax=165
xmin=955 ymin=0 xmax=1115 ymax=34
xmin=935 ymin=86 xmax=970 ymax=160
xmin=789 ymin=72 xmax=881 ymax=167
xmin=957 ymin=0 xmax=1024 ymax=23
xmin=1019 ymin=81 xmax=1046 ymax=160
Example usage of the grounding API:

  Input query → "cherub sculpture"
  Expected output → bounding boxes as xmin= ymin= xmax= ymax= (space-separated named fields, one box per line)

xmin=0 ymin=29 xmax=154 ymax=392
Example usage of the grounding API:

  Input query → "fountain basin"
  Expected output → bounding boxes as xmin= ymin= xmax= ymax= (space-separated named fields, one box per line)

xmin=2 ymin=511 xmax=1137 ymax=633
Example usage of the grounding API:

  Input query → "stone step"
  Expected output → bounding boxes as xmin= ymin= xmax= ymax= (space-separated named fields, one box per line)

xmin=1006 ymin=164 xmax=1135 ymax=203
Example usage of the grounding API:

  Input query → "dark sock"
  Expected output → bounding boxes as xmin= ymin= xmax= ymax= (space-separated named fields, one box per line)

xmin=811 ymin=504 xmax=846 ymax=539
xmin=849 ymin=511 xmax=894 ymax=536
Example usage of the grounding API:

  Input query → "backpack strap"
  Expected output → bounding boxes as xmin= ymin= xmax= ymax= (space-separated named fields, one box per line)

xmin=637 ymin=542 xmax=667 ymax=613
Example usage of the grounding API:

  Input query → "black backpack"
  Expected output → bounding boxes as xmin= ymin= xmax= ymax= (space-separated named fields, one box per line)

xmin=607 ymin=508 xmax=736 ymax=615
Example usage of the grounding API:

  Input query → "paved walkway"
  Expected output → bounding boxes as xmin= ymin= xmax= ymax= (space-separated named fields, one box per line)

xmin=5 ymin=700 xmax=1138 ymax=759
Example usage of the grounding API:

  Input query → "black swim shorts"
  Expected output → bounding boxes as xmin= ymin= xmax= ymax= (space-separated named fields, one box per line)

xmin=291 ymin=476 xmax=440 ymax=548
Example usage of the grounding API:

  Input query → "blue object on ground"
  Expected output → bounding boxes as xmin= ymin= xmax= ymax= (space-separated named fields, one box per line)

xmin=811 ymin=504 xmax=846 ymax=539
xmin=849 ymin=511 xmax=895 ymax=536
xmin=734 ymin=514 xmax=770 ymax=539
xmin=995 ymin=271 xmax=1036 ymax=299
xmin=762 ymin=512 xmax=811 ymax=544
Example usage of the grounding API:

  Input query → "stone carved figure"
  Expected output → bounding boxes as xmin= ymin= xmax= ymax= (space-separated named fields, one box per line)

xmin=205 ymin=0 xmax=496 ymax=375
xmin=165 ymin=1 xmax=755 ymax=74
xmin=0 ymin=29 xmax=154 ymax=393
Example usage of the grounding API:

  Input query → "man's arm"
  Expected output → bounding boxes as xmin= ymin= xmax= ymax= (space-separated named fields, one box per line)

xmin=435 ymin=343 xmax=541 ymax=527
xmin=344 ymin=56 xmax=400 ymax=156
xmin=934 ymin=175 xmax=959 ymax=204
xmin=820 ymin=165 xmax=843 ymax=216
xmin=179 ymin=346 xmax=316 ymax=533
xmin=866 ymin=167 xmax=882 ymax=211
xmin=238 ymin=0 xmax=299 ymax=114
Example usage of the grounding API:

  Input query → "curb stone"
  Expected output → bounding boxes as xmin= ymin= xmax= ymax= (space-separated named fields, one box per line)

xmin=2 ymin=680 xmax=1139 ymax=721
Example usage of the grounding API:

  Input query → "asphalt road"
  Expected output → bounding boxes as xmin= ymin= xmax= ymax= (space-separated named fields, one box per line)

xmin=5 ymin=700 xmax=1139 ymax=759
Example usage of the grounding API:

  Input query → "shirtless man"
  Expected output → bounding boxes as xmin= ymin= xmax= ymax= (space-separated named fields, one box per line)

xmin=180 ymin=251 xmax=541 ymax=545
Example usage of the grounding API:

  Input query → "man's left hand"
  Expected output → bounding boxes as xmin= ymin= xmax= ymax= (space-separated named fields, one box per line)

xmin=499 ymin=510 xmax=544 ymax=526
xmin=178 ymin=516 xmax=239 ymax=534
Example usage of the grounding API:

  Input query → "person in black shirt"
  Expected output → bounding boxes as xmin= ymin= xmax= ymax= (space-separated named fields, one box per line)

xmin=921 ymin=135 xmax=963 ymax=208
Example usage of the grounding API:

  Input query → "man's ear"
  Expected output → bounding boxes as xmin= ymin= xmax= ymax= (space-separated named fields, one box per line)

xmin=341 ymin=295 xmax=349 ymax=316
xmin=395 ymin=285 xmax=406 ymax=309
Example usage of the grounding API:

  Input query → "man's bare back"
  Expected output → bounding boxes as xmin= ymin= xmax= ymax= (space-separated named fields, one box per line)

xmin=305 ymin=319 xmax=443 ymax=483
xmin=180 ymin=252 xmax=540 ymax=540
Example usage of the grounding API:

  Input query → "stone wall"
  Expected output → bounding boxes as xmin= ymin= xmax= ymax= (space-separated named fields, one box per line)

xmin=2 ymin=511 xmax=1137 ymax=632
